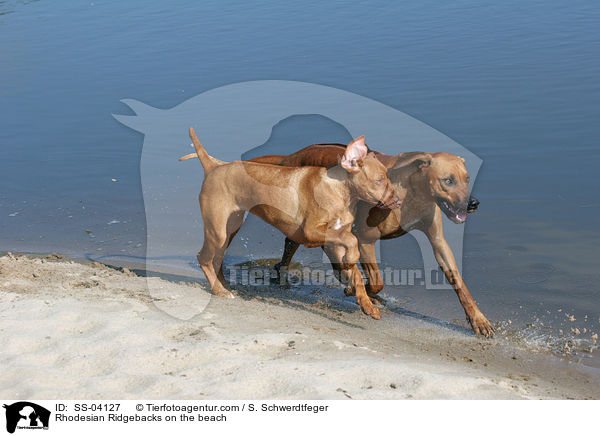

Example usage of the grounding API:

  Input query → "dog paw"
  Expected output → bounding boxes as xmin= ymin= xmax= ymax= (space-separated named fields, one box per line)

xmin=358 ymin=298 xmax=381 ymax=319
xmin=269 ymin=273 xmax=288 ymax=286
xmin=468 ymin=313 xmax=494 ymax=338
xmin=213 ymin=289 xmax=235 ymax=299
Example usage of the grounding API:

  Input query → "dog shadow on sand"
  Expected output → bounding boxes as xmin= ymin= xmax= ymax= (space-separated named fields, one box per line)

xmin=88 ymin=254 xmax=474 ymax=336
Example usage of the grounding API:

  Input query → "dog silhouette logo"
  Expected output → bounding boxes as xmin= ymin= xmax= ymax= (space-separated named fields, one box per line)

xmin=3 ymin=402 xmax=50 ymax=434
xmin=113 ymin=80 xmax=482 ymax=320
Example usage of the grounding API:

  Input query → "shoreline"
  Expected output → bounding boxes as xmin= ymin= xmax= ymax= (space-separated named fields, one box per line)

xmin=0 ymin=252 xmax=598 ymax=399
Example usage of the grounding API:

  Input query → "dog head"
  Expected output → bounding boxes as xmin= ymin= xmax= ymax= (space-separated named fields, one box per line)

xmin=340 ymin=136 xmax=401 ymax=209
xmin=427 ymin=152 xmax=478 ymax=223
xmin=391 ymin=151 xmax=478 ymax=223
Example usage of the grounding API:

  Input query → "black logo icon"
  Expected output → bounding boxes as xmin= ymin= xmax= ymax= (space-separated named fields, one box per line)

xmin=3 ymin=402 xmax=50 ymax=434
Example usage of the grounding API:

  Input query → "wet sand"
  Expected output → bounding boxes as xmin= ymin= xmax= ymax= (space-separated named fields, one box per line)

xmin=0 ymin=253 xmax=598 ymax=399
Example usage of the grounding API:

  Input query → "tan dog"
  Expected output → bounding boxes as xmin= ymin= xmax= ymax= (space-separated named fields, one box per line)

xmin=180 ymin=128 xmax=401 ymax=318
xmin=251 ymin=144 xmax=494 ymax=337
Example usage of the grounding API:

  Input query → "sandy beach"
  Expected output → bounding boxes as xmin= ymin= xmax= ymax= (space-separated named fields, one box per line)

xmin=0 ymin=253 xmax=598 ymax=400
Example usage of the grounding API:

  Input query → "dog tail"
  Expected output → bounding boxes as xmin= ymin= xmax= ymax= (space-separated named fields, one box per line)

xmin=178 ymin=153 xmax=199 ymax=161
xmin=179 ymin=127 xmax=226 ymax=171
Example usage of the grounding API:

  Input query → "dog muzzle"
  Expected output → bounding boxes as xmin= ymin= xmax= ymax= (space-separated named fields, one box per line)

xmin=467 ymin=196 xmax=479 ymax=213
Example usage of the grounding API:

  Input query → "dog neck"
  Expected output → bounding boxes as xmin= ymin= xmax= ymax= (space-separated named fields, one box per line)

xmin=388 ymin=164 xmax=428 ymax=199
xmin=325 ymin=165 xmax=360 ymax=212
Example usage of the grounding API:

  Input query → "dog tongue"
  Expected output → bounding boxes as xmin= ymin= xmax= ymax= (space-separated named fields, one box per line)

xmin=455 ymin=212 xmax=467 ymax=223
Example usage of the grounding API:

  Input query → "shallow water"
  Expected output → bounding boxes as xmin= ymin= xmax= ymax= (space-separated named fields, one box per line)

xmin=1 ymin=1 xmax=599 ymax=366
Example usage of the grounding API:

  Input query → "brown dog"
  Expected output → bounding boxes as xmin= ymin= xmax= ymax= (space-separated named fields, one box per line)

xmin=180 ymin=128 xmax=401 ymax=318
xmin=251 ymin=144 xmax=494 ymax=337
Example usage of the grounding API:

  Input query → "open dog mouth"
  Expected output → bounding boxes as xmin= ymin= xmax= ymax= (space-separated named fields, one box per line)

xmin=437 ymin=199 xmax=467 ymax=223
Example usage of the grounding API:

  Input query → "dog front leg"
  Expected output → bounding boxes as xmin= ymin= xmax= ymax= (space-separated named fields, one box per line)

xmin=427 ymin=234 xmax=494 ymax=337
xmin=324 ymin=241 xmax=381 ymax=320
xmin=350 ymin=264 xmax=381 ymax=319
xmin=340 ymin=241 xmax=384 ymax=305
xmin=359 ymin=241 xmax=384 ymax=296
xmin=321 ymin=246 xmax=353 ymax=297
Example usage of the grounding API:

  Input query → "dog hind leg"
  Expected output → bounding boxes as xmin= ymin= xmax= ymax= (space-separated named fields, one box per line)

xmin=273 ymin=237 xmax=300 ymax=284
xmin=197 ymin=199 xmax=240 ymax=298
xmin=217 ymin=210 xmax=245 ymax=286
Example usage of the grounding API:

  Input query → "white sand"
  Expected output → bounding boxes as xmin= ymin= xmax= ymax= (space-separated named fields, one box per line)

xmin=0 ymin=254 xmax=597 ymax=400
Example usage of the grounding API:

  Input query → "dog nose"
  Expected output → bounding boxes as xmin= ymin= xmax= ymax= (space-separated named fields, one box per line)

xmin=376 ymin=184 xmax=402 ymax=209
xmin=467 ymin=196 xmax=479 ymax=213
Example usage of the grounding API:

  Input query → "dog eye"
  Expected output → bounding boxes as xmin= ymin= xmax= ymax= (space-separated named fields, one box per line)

xmin=376 ymin=176 xmax=385 ymax=183
xmin=442 ymin=177 xmax=455 ymax=186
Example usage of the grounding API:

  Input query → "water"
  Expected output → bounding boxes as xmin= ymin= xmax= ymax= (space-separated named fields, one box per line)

xmin=1 ymin=1 xmax=599 ymax=366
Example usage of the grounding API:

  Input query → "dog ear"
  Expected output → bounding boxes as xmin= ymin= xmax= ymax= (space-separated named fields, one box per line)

xmin=341 ymin=136 xmax=368 ymax=173
xmin=390 ymin=152 xmax=432 ymax=171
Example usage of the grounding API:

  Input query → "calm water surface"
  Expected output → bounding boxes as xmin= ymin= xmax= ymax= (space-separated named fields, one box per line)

xmin=1 ymin=1 xmax=599 ymax=366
